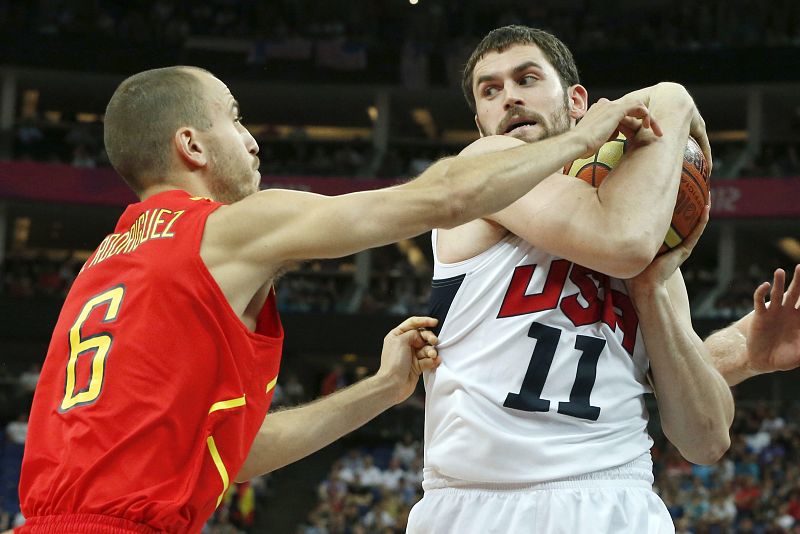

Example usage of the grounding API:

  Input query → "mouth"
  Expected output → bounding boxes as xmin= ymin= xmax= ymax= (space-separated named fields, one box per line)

xmin=503 ymin=119 xmax=538 ymax=135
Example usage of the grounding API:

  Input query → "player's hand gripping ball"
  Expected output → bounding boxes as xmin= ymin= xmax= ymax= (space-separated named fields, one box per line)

xmin=563 ymin=136 xmax=710 ymax=255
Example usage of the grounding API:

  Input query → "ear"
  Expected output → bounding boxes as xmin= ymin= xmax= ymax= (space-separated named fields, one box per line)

xmin=174 ymin=127 xmax=208 ymax=169
xmin=567 ymin=84 xmax=589 ymax=121
xmin=474 ymin=115 xmax=487 ymax=138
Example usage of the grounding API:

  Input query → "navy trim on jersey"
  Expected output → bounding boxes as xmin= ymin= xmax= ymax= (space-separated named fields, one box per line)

xmin=428 ymin=274 xmax=466 ymax=336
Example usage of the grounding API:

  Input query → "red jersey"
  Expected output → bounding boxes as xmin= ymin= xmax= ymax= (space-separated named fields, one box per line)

xmin=18 ymin=190 xmax=284 ymax=533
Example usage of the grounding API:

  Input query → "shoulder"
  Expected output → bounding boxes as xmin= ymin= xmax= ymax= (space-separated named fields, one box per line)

xmin=436 ymin=218 xmax=509 ymax=264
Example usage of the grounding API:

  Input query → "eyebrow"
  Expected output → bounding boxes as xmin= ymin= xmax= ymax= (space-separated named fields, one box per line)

xmin=475 ymin=61 xmax=544 ymax=88
xmin=231 ymin=100 xmax=241 ymax=117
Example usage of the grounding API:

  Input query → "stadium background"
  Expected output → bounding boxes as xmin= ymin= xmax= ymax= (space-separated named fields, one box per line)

xmin=0 ymin=0 xmax=799 ymax=532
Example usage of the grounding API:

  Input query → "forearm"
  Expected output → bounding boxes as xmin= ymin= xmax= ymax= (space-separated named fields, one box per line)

xmin=291 ymin=132 xmax=589 ymax=259
xmin=705 ymin=313 xmax=759 ymax=386
xmin=236 ymin=375 xmax=396 ymax=481
xmin=430 ymin=130 xmax=590 ymax=228
xmin=633 ymin=286 xmax=733 ymax=464
xmin=595 ymin=84 xmax=694 ymax=258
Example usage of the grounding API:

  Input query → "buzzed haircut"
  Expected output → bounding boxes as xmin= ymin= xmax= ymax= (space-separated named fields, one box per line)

xmin=104 ymin=66 xmax=214 ymax=192
xmin=462 ymin=25 xmax=580 ymax=113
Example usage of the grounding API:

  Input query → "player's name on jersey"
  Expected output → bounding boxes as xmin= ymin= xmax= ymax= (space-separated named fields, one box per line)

xmin=86 ymin=208 xmax=185 ymax=269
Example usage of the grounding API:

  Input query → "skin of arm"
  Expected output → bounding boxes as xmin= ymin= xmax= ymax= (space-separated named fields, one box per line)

xmin=626 ymin=208 xmax=733 ymax=465
xmin=201 ymin=95 xmax=661 ymax=313
xmin=486 ymin=82 xmax=698 ymax=279
xmin=705 ymin=264 xmax=800 ymax=386
xmin=235 ymin=317 xmax=440 ymax=481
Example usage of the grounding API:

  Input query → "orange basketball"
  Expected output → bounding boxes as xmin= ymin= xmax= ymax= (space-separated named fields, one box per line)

xmin=563 ymin=136 xmax=710 ymax=255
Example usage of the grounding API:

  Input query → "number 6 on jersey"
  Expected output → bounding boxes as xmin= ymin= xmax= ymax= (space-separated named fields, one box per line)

xmin=60 ymin=285 xmax=126 ymax=412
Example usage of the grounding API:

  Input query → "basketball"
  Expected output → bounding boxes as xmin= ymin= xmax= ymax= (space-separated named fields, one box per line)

xmin=563 ymin=136 xmax=710 ymax=255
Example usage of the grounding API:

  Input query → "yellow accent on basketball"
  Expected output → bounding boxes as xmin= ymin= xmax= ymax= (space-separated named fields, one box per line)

xmin=563 ymin=137 xmax=626 ymax=187
xmin=663 ymin=226 xmax=683 ymax=249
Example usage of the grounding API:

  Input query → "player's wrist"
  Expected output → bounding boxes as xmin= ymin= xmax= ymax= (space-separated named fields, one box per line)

xmin=367 ymin=370 xmax=405 ymax=407
xmin=626 ymin=280 xmax=669 ymax=304
xmin=561 ymin=129 xmax=594 ymax=162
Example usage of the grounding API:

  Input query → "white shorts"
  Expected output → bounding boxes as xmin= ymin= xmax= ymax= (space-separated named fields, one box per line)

xmin=406 ymin=457 xmax=674 ymax=534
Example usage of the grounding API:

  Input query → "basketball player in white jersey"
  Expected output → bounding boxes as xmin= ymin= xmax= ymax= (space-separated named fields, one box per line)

xmin=406 ymin=26 xmax=734 ymax=533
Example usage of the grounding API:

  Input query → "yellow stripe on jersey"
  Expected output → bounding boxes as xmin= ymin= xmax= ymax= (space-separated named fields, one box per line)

xmin=663 ymin=226 xmax=683 ymax=249
xmin=266 ymin=376 xmax=278 ymax=394
xmin=208 ymin=395 xmax=246 ymax=414
xmin=206 ymin=435 xmax=230 ymax=508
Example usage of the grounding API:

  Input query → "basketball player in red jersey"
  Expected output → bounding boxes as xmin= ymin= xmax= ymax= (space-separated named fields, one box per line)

xmin=15 ymin=66 xmax=658 ymax=533
xmin=706 ymin=264 xmax=800 ymax=385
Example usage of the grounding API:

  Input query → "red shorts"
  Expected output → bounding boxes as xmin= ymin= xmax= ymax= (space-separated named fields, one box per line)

xmin=17 ymin=513 xmax=160 ymax=533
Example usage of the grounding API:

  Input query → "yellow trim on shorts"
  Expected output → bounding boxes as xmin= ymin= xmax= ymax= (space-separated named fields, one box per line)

xmin=208 ymin=395 xmax=246 ymax=414
xmin=266 ymin=376 xmax=278 ymax=393
xmin=206 ymin=436 xmax=230 ymax=507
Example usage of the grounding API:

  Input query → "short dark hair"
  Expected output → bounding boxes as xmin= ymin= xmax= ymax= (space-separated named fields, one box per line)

xmin=462 ymin=25 xmax=580 ymax=113
xmin=104 ymin=66 xmax=214 ymax=192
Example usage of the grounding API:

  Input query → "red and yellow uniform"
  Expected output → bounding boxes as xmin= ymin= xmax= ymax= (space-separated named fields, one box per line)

xmin=18 ymin=190 xmax=283 ymax=533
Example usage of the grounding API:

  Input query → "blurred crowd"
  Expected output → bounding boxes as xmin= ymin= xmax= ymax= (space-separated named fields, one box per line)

xmin=3 ymin=0 xmax=799 ymax=60
xmin=299 ymin=401 xmax=800 ymax=534
xmin=656 ymin=402 xmax=800 ymax=534
xmin=299 ymin=433 xmax=423 ymax=534
xmin=12 ymin=121 xmax=800 ymax=180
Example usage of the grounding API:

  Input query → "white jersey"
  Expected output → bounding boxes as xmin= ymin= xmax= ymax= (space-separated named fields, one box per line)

xmin=424 ymin=230 xmax=653 ymax=484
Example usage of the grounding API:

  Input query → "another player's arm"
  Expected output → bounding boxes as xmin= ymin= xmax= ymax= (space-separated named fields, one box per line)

xmin=705 ymin=264 xmax=800 ymax=386
xmin=235 ymin=317 xmax=440 ymax=481
xmin=626 ymin=208 xmax=733 ymax=465
xmin=487 ymin=82 xmax=699 ymax=279
xmin=202 ymin=96 xmax=659 ymax=299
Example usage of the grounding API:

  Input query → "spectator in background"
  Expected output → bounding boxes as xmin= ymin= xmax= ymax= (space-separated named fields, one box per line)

xmin=17 ymin=364 xmax=39 ymax=402
xmin=283 ymin=373 xmax=307 ymax=406
xmin=357 ymin=456 xmax=384 ymax=489
xmin=393 ymin=432 xmax=420 ymax=468
xmin=6 ymin=412 xmax=28 ymax=445
xmin=320 ymin=364 xmax=347 ymax=396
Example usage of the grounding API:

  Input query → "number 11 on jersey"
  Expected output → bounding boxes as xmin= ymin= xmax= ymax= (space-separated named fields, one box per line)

xmin=504 ymin=321 xmax=605 ymax=421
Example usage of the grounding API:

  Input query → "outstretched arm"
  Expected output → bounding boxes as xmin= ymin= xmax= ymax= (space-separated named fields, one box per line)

xmin=203 ymin=95 xmax=661 ymax=290
xmin=236 ymin=317 xmax=440 ymax=481
xmin=626 ymin=208 xmax=733 ymax=465
xmin=705 ymin=265 xmax=800 ymax=386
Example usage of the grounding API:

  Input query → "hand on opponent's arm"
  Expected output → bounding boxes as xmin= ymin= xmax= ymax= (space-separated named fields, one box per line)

xmin=235 ymin=316 xmax=440 ymax=481
xmin=625 ymin=206 xmax=733 ymax=465
xmin=706 ymin=264 xmax=800 ymax=386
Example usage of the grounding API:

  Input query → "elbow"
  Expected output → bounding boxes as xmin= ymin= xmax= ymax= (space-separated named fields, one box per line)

xmin=683 ymin=433 xmax=730 ymax=465
xmin=234 ymin=463 xmax=255 ymax=484
xmin=598 ymin=233 xmax=658 ymax=279
xmin=666 ymin=423 xmax=731 ymax=465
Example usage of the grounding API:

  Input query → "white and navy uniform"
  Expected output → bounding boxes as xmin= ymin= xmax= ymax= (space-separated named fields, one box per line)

xmin=406 ymin=231 xmax=674 ymax=534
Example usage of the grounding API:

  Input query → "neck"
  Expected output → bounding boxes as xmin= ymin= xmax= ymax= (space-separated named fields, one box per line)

xmin=139 ymin=183 xmax=183 ymax=201
xmin=139 ymin=175 xmax=216 ymax=202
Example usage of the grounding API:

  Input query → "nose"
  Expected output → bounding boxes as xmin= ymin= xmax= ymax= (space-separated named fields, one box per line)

xmin=244 ymin=128 xmax=259 ymax=155
xmin=502 ymin=81 xmax=525 ymax=111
